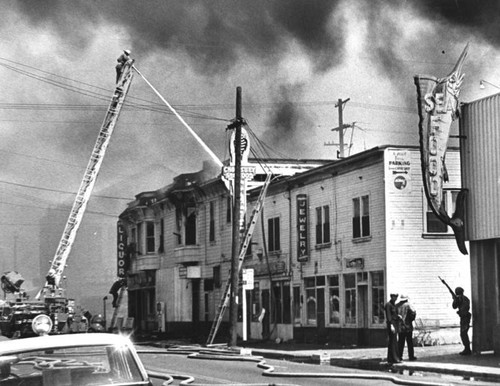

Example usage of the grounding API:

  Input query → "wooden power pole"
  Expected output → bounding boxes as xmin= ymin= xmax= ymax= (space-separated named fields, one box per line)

xmin=331 ymin=98 xmax=350 ymax=158
xmin=228 ymin=87 xmax=243 ymax=347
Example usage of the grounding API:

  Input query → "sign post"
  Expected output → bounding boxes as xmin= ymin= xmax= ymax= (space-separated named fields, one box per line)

xmin=242 ymin=268 xmax=254 ymax=341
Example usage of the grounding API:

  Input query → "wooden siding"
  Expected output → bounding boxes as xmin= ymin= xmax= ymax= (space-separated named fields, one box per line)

xmin=120 ymin=146 xmax=471 ymax=338
xmin=385 ymin=148 xmax=470 ymax=326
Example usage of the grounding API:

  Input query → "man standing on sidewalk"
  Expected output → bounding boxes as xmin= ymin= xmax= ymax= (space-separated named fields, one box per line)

xmin=397 ymin=295 xmax=417 ymax=361
xmin=453 ymin=287 xmax=472 ymax=355
xmin=385 ymin=293 xmax=401 ymax=364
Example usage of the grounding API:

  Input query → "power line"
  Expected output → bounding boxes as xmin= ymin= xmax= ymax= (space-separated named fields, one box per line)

xmin=0 ymin=58 xmax=229 ymax=122
xmin=0 ymin=199 xmax=117 ymax=218
xmin=0 ymin=179 xmax=131 ymax=200
xmin=0 ymin=57 xmax=416 ymax=118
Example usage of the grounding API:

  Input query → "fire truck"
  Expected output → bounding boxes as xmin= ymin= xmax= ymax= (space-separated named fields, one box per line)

xmin=0 ymin=58 xmax=135 ymax=338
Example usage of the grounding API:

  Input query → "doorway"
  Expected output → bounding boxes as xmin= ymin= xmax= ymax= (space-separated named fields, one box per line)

xmin=261 ymin=289 xmax=270 ymax=339
xmin=192 ymin=280 xmax=200 ymax=336
xmin=357 ymin=283 xmax=368 ymax=345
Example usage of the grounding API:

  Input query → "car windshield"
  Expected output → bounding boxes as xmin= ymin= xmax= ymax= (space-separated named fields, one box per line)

xmin=0 ymin=343 xmax=148 ymax=385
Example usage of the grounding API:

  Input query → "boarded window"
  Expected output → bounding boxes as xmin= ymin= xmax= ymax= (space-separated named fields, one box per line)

xmin=268 ymin=217 xmax=280 ymax=252
xmin=146 ymin=221 xmax=155 ymax=253
xmin=209 ymin=201 xmax=215 ymax=242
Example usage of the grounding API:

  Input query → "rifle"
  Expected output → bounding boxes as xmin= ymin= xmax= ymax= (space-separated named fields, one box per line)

xmin=438 ymin=276 xmax=457 ymax=300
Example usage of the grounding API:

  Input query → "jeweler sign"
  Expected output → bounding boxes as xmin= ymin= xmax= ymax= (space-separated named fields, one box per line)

xmin=297 ymin=194 xmax=309 ymax=262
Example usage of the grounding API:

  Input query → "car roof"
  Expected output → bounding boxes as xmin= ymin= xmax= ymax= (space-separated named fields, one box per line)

xmin=0 ymin=333 xmax=133 ymax=354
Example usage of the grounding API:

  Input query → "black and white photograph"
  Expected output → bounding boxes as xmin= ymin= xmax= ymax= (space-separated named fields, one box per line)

xmin=0 ymin=1 xmax=499 ymax=384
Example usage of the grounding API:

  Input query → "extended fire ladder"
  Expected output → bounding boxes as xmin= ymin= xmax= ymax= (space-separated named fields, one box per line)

xmin=37 ymin=60 xmax=135 ymax=299
xmin=206 ymin=172 xmax=272 ymax=345
xmin=110 ymin=285 xmax=127 ymax=330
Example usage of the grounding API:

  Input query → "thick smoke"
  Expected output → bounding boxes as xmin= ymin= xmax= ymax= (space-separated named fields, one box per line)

xmin=11 ymin=0 xmax=498 ymax=152
xmin=416 ymin=0 xmax=500 ymax=42
xmin=14 ymin=0 xmax=344 ymax=75
xmin=262 ymin=83 xmax=317 ymax=157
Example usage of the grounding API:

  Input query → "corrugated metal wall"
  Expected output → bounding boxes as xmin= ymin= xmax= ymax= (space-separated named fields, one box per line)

xmin=460 ymin=95 xmax=500 ymax=240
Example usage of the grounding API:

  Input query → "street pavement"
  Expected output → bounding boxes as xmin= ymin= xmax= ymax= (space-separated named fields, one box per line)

xmin=141 ymin=338 xmax=500 ymax=383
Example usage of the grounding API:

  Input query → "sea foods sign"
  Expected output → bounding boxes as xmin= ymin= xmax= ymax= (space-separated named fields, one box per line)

xmin=414 ymin=43 xmax=469 ymax=254
xmin=297 ymin=194 xmax=309 ymax=262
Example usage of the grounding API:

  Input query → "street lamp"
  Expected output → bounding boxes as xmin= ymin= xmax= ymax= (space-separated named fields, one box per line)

xmin=479 ymin=79 xmax=500 ymax=90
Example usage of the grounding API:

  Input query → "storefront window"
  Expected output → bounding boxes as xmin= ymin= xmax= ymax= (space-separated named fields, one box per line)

xmin=344 ymin=273 xmax=356 ymax=324
xmin=328 ymin=275 xmax=340 ymax=324
xmin=271 ymin=282 xmax=291 ymax=324
xmin=293 ymin=286 xmax=301 ymax=324
xmin=305 ymin=277 xmax=316 ymax=325
xmin=371 ymin=271 xmax=385 ymax=324
xmin=252 ymin=282 xmax=260 ymax=321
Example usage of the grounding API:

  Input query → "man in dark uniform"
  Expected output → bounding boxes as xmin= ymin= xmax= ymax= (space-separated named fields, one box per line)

xmin=385 ymin=293 xmax=401 ymax=364
xmin=397 ymin=294 xmax=417 ymax=361
xmin=453 ymin=286 xmax=472 ymax=355
xmin=116 ymin=49 xmax=131 ymax=83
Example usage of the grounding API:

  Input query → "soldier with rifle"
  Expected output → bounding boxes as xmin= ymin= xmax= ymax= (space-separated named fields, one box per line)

xmin=439 ymin=277 xmax=472 ymax=355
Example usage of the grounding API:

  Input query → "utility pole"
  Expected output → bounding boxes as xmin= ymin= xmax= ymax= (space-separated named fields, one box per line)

xmin=329 ymin=98 xmax=350 ymax=158
xmin=13 ymin=232 xmax=18 ymax=272
xmin=229 ymin=87 xmax=243 ymax=347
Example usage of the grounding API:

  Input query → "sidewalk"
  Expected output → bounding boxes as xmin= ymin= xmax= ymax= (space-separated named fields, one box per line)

xmin=242 ymin=341 xmax=500 ymax=382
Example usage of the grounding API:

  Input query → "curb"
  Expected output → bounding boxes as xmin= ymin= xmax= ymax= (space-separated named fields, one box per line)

xmin=250 ymin=348 xmax=500 ymax=382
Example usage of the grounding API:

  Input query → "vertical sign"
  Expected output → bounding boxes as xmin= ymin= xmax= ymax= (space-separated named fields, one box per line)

xmin=117 ymin=222 xmax=127 ymax=277
xmin=297 ymin=194 xmax=309 ymax=262
xmin=221 ymin=127 xmax=256 ymax=233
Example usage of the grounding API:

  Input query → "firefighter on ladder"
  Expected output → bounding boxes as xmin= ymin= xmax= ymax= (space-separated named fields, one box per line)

xmin=116 ymin=49 xmax=131 ymax=83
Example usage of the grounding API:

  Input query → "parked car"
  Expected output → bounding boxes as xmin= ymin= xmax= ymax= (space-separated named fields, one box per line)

xmin=0 ymin=332 xmax=154 ymax=385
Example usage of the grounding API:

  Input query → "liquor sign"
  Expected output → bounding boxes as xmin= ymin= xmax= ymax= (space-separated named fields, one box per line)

xmin=117 ymin=222 xmax=128 ymax=278
xmin=297 ymin=194 xmax=309 ymax=262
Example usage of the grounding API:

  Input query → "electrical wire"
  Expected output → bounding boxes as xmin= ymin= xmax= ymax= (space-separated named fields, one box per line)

xmin=0 ymin=57 xmax=418 ymax=120
xmin=0 ymin=179 xmax=131 ymax=200
xmin=0 ymin=199 xmax=117 ymax=218
xmin=0 ymin=57 xmax=229 ymax=122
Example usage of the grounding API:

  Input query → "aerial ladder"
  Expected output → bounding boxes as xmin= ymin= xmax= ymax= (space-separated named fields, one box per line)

xmin=37 ymin=59 xmax=135 ymax=301
xmin=206 ymin=171 xmax=272 ymax=345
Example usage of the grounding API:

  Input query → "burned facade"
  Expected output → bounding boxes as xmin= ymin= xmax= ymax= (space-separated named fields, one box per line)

xmin=117 ymin=147 xmax=469 ymax=346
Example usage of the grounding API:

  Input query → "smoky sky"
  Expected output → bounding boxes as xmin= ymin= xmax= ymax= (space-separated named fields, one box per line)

xmin=13 ymin=0 xmax=500 ymax=78
xmin=14 ymin=0 xmax=345 ymax=75
xmin=9 ymin=0 xmax=499 ymax=157
xmin=262 ymin=83 xmax=317 ymax=156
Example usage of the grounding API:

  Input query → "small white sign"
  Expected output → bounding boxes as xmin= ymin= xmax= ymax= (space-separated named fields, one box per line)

xmin=242 ymin=268 xmax=254 ymax=290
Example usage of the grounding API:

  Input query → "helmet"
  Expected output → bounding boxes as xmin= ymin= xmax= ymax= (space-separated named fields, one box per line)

xmin=455 ymin=287 xmax=464 ymax=295
xmin=124 ymin=49 xmax=131 ymax=55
